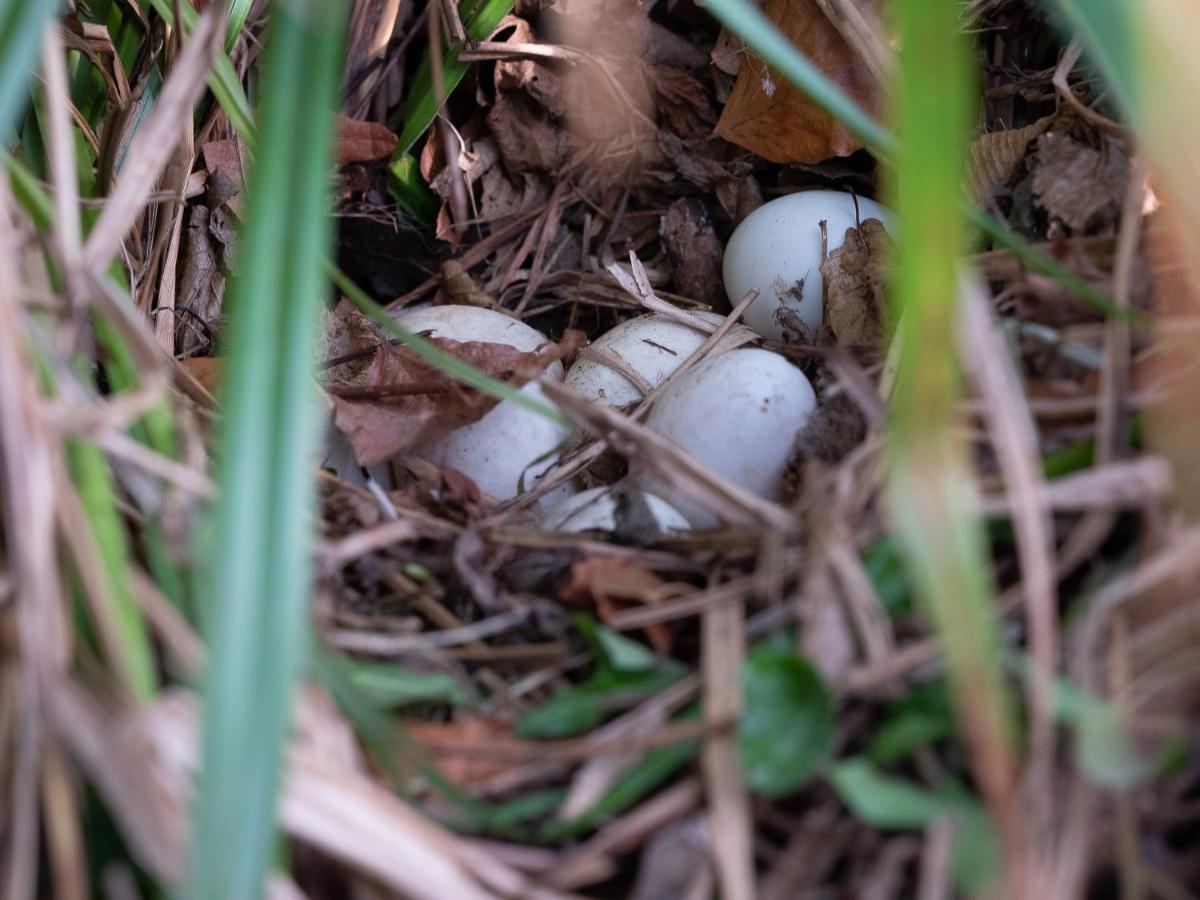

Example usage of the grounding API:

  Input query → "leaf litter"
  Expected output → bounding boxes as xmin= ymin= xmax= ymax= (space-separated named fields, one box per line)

xmin=11 ymin=1 xmax=1200 ymax=898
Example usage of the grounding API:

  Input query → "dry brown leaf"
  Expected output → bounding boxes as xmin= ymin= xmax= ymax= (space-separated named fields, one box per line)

xmin=486 ymin=91 xmax=565 ymax=175
xmin=175 ymin=206 xmax=225 ymax=357
xmin=654 ymin=66 xmax=716 ymax=139
xmin=821 ymin=218 xmax=891 ymax=344
xmin=561 ymin=557 xmax=685 ymax=654
xmin=330 ymin=337 xmax=559 ymax=467
xmin=319 ymin=298 xmax=377 ymax=383
xmin=661 ymin=197 xmax=725 ymax=307
xmin=334 ymin=114 xmax=398 ymax=164
xmin=968 ymin=113 xmax=1056 ymax=198
xmin=713 ymin=0 xmax=880 ymax=163
xmin=1033 ymin=131 xmax=1129 ymax=231
xmin=440 ymin=260 xmax=498 ymax=309
xmin=403 ymin=718 xmax=526 ymax=787
xmin=201 ymin=139 xmax=244 ymax=200
xmin=714 ymin=175 xmax=765 ymax=225
xmin=178 ymin=356 xmax=222 ymax=396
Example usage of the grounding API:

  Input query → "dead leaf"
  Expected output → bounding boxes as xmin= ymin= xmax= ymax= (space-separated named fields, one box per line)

xmin=486 ymin=91 xmax=565 ymax=175
xmin=335 ymin=114 xmax=398 ymax=164
xmin=178 ymin=356 xmax=221 ymax=395
xmin=821 ymin=218 xmax=892 ymax=344
xmin=478 ymin=166 xmax=549 ymax=222
xmin=1033 ymin=131 xmax=1129 ymax=231
xmin=714 ymin=175 xmax=764 ymax=226
xmin=201 ymin=139 xmax=244 ymax=201
xmin=654 ymin=66 xmax=716 ymax=139
xmin=658 ymin=131 xmax=748 ymax=190
xmin=968 ymin=113 xmax=1056 ymax=198
xmin=714 ymin=0 xmax=880 ymax=163
xmin=319 ymin=298 xmax=377 ymax=383
xmin=561 ymin=557 xmax=685 ymax=654
xmin=440 ymin=260 xmax=498 ymax=309
xmin=403 ymin=718 xmax=527 ymax=786
xmin=175 ymin=205 xmax=224 ymax=357
xmin=661 ymin=197 xmax=725 ymax=307
xmin=711 ymin=29 xmax=744 ymax=77
xmin=330 ymin=336 xmax=560 ymax=467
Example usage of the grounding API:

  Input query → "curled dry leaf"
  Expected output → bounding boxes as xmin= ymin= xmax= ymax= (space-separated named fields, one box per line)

xmin=968 ymin=113 xmax=1056 ymax=199
xmin=821 ymin=218 xmax=892 ymax=345
xmin=1033 ymin=131 xmax=1129 ymax=231
xmin=319 ymin=298 xmax=377 ymax=383
xmin=440 ymin=260 xmax=498 ymax=309
xmin=713 ymin=0 xmax=881 ymax=164
xmin=561 ymin=557 xmax=686 ymax=654
xmin=334 ymin=114 xmax=398 ymax=164
xmin=330 ymin=336 xmax=565 ymax=467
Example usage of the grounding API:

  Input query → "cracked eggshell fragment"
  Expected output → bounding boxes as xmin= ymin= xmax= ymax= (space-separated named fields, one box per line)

xmin=640 ymin=348 xmax=817 ymax=526
xmin=541 ymin=486 xmax=690 ymax=535
xmin=564 ymin=311 xmax=726 ymax=408
xmin=722 ymin=190 xmax=890 ymax=340
xmin=393 ymin=304 xmax=574 ymax=502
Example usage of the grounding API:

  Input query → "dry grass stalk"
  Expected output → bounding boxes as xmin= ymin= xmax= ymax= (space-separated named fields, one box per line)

xmin=0 ymin=184 xmax=70 ymax=900
xmin=701 ymin=598 xmax=754 ymax=900
xmin=81 ymin=9 xmax=222 ymax=274
xmin=960 ymin=276 xmax=1059 ymax=875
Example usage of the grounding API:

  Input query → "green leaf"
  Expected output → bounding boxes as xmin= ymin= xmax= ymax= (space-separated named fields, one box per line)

xmin=738 ymin=639 xmax=835 ymax=796
xmin=0 ymin=0 xmax=60 ymax=138
xmin=539 ymin=716 xmax=700 ymax=841
xmin=393 ymin=0 xmax=516 ymax=157
xmin=1028 ymin=662 xmax=1153 ymax=790
xmin=186 ymin=2 xmax=348 ymax=898
xmin=866 ymin=681 xmax=956 ymax=765
xmin=585 ymin=617 xmax=662 ymax=673
xmin=344 ymin=659 xmax=468 ymax=708
xmin=515 ymin=619 xmax=684 ymax=739
xmin=862 ymin=538 xmax=912 ymax=616
xmin=515 ymin=666 xmax=683 ymax=739
xmin=145 ymin=0 xmax=257 ymax=145
xmin=388 ymin=152 xmax=440 ymax=223
xmin=829 ymin=758 xmax=999 ymax=894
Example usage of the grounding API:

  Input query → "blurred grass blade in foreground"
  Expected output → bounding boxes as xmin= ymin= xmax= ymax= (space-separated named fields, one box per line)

xmin=186 ymin=1 xmax=347 ymax=898
xmin=0 ymin=0 xmax=60 ymax=136
xmin=1048 ymin=0 xmax=1200 ymax=514
xmin=885 ymin=0 xmax=1017 ymax=888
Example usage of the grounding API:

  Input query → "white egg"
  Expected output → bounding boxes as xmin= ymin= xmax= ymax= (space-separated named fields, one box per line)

xmin=393 ymin=304 xmax=574 ymax=502
xmin=639 ymin=348 xmax=816 ymax=526
xmin=541 ymin=486 xmax=690 ymax=535
xmin=564 ymin=312 xmax=726 ymax=408
xmin=723 ymin=190 xmax=891 ymax=341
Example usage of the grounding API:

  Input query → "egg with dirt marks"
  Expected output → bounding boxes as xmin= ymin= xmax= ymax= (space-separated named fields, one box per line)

xmin=564 ymin=311 xmax=726 ymax=408
xmin=639 ymin=348 xmax=817 ymax=526
xmin=541 ymin=485 xmax=690 ymax=535
xmin=394 ymin=305 xmax=574 ymax=502
xmin=723 ymin=190 xmax=891 ymax=341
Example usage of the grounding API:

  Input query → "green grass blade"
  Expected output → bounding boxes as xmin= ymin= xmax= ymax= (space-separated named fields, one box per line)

xmin=226 ymin=0 xmax=255 ymax=48
xmin=885 ymin=0 xmax=1015 ymax=839
xmin=1040 ymin=1 xmax=1136 ymax=114
xmin=66 ymin=439 xmax=158 ymax=699
xmin=185 ymin=1 xmax=347 ymax=897
xmin=392 ymin=0 xmax=515 ymax=156
xmin=0 ymin=0 xmax=60 ymax=136
xmin=145 ymin=0 xmax=257 ymax=145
